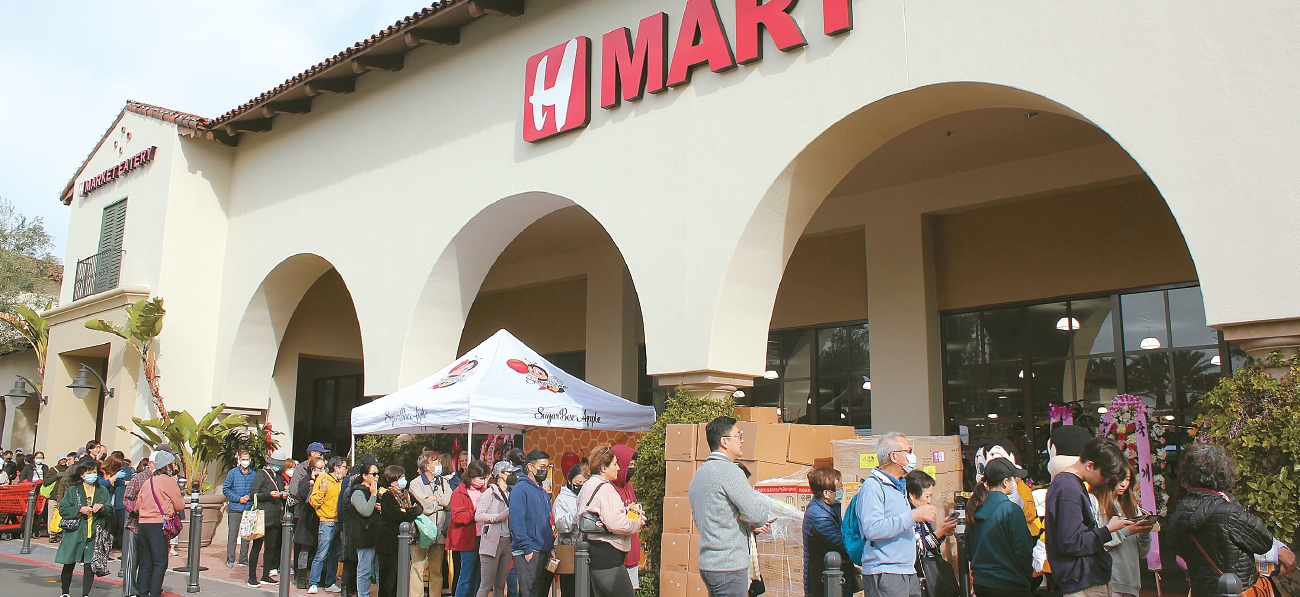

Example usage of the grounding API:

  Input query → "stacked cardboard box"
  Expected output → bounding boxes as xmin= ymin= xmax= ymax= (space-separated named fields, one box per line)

xmin=660 ymin=415 xmax=858 ymax=597
xmin=832 ymin=435 xmax=964 ymax=514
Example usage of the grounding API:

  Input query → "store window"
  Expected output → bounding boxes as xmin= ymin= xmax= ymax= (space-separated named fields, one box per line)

xmin=747 ymin=322 xmax=871 ymax=428
xmin=942 ymin=285 xmax=1245 ymax=483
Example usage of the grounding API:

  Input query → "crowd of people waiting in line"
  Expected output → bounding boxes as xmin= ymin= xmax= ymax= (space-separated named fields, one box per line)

xmin=9 ymin=416 xmax=1300 ymax=597
xmin=690 ymin=417 xmax=1300 ymax=597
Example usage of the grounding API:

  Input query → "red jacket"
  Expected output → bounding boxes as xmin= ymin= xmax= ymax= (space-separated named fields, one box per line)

xmin=447 ymin=483 xmax=479 ymax=552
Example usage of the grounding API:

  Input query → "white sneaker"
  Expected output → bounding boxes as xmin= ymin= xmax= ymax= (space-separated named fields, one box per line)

xmin=309 ymin=585 xmax=319 ymax=594
xmin=248 ymin=581 xmax=262 ymax=588
xmin=169 ymin=548 xmax=180 ymax=557
xmin=269 ymin=569 xmax=279 ymax=578
xmin=326 ymin=584 xmax=343 ymax=593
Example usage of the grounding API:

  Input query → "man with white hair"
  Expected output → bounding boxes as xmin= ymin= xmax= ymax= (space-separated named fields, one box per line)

xmin=854 ymin=432 xmax=937 ymax=597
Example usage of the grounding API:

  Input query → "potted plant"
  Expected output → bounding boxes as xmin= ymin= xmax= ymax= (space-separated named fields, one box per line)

xmin=121 ymin=404 xmax=246 ymax=546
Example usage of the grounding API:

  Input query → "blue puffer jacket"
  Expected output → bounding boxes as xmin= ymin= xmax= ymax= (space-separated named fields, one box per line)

xmin=223 ymin=467 xmax=257 ymax=513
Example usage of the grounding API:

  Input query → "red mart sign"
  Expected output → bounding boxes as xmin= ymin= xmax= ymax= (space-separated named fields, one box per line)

xmin=523 ymin=0 xmax=852 ymax=143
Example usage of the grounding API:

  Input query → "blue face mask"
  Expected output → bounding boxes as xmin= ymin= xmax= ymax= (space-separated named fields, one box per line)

xmin=83 ymin=473 xmax=98 ymax=485
xmin=270 ymin=465 xmax=282 ymax=472
xmin=396 ymin=477 xmax=408 ymax=490
xmin=833 ymin=489 xmax=845 ymax=503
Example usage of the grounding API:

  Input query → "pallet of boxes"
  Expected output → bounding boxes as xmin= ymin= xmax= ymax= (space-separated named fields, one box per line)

xmin=659 ymin=407 xmax=856 ymax=597
xmin=831 ymin=435 xmax=965 ymax=569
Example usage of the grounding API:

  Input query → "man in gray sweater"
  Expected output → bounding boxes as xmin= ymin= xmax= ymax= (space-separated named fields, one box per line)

xmin=689 ymin=416 xmax=775 ymax=597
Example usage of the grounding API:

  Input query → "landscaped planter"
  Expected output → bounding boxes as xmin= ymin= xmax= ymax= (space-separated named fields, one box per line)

xmin=176 ymin=493 xmax=225 ymax=548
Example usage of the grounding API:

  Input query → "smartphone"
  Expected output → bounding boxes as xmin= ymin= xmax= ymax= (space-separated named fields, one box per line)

xmin=946 ymin=511 xmax=960 ymax=522
xmin=1127 ymin=514 xmax=1158 ymax=523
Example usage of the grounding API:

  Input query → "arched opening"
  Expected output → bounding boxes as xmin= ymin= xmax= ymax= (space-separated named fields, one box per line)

xmin=221 ymin=254 xmax=365 ymax=456
xmin=723 ymin=84 xmax=1243 ymax=484
xmin=458 ymin=206 xmax=650 ymax=405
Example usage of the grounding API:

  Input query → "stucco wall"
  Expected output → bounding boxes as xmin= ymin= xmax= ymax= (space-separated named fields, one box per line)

xmin=459 ymin=277 xmax=587 ymax=356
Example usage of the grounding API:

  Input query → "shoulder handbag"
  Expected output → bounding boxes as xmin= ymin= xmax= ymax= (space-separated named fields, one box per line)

xmin=59 ymin=486 xmax=83 ymax=532
xmin=149 ymin=477 xmax=185 ymax=540
xmin=578 ymin=481 xmax=610 ymax=535
xmin=1190 ymin=533 xmax=1275 ymax=597
xmin=91 ymin=524 xmax=113 ymax=576
xmin=917 ymin=547 xmax=960 ymax=597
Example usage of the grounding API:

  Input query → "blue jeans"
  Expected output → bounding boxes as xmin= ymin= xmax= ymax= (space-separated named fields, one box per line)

xmin=310 ymin=521 xmax=340 ymax=587
xmin=356 ymin=548 xmax=376 ymax=597
xmin=455 ymin=549 xmax=481 ymax=597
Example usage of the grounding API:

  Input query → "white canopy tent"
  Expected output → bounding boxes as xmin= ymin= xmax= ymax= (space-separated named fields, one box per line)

xmin=351 ymin=329 xmax=657 ymax=443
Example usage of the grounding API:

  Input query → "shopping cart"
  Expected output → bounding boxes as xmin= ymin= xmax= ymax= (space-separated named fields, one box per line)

xmin=0 ymin=481 xmax=47 ymax=540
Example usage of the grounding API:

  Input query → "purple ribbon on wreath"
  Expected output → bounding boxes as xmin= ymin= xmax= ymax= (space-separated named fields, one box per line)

xmin=1098 ymin=394 xmax=1161 ymax=570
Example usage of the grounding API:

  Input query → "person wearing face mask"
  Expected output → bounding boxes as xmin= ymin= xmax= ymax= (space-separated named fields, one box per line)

xmin=553 ymin=463 xmax=589 ymax=597
xmin=450 ymin=460 xmax=490 ymax=597
xmin=223 ymin=449 xmax=257 ymax=568
xmin=854 ymin=432 xmax=936 ymax=597
xmin=55 ymin=461 xmax=112 ymax=597
xmin=803 ymin=467 xmax=856 ymax=597
xmin=905 ymin=471 xmax=958 ymax=597
xmin=134 ymin=452 xmax=184 ymax=597
xmin=248 ymin=449 xmax=290 ymax=587
xmin=508 ymin=450 xmax=555 ymax=597
xmin=967 ymin=458 xmax=1035 ymax=597
xmin=476 ymin=461 xmax=518 ymax=597
xmin=411 ymin=450 xmax=455 ymax=597
xmin=308 ymin=457 xmax=349 ymax=594
xmin=379 ymin=465 xmax=422 ymax=597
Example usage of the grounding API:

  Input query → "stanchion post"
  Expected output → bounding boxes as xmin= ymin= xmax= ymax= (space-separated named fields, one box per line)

xmin=19 ymin=487 xmax=35 ymax=554
xmin=279 ymin=509 xmax=294 ymax=597
xmin=1218 ymin=573 xmax=1243 ymax=597
xmin=396 ymin=522 xmax=413 ymax=597
xmin=574 ymin=541 xmax=590 ymax=597
xmin=121 ymin=527 xmax=137 ymax=596
xmin=823 ymin=552 xmax=844 ymax=597
xmin=186 ymin=484 xmax=202 ymax=593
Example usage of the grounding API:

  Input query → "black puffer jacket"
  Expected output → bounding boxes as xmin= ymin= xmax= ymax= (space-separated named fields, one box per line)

xmin=1165 ymin=489 xmax=1274 ymax=597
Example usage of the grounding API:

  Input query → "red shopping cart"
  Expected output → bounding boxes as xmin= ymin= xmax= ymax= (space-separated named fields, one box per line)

xmin=0 ymin=481 xmax=47 ymax=540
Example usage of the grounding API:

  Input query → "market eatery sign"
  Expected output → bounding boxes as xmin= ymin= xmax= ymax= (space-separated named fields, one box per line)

xmin=523 ymin=0 xmax=852 ymax=142
xmin=81 ymin=146 xmax=158 ymax=197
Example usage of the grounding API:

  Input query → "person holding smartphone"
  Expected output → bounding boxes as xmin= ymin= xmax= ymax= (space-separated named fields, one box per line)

xmin=1091 ymin=464 xmax=1152 ymax=597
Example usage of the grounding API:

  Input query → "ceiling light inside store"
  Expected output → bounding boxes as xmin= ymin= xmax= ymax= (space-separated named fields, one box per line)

xmin=987 ymin=413 xmax=998 ymax=419
xmin=862 ymin=377 xmax=872 ymax=390
xmin=1098 ymin=406 xmax=1109 ymax=414
xmin=1164 ymin=415 xmax=1176 ymax=421
xmin=1056 ymin=317 xmax=1081 ymax=331
xmin=732 ymin=390 xmax=745 ymax=399
xmin=1140 ymin=337 xmax=1162 ymax=350
xmin=763 ymin=370 xmax=779 ymax=380
xmin=1211 ymin=355 xmax=1222 ymax=366
xmin=1018 ymin=370 xmax=1036 ymax=379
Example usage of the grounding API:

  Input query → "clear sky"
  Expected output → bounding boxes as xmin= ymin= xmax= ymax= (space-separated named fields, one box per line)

xmin=0 ymin=1 xmax=436 ymax=260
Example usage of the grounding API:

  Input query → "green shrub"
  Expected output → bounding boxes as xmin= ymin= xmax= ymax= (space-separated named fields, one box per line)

xmin=631 ymin=387 xmax=735 ymax=588
xmin=1196 ymin=352 xmax=1300 ymax=540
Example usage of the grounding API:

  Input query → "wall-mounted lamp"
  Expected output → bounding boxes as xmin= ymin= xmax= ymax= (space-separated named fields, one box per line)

xmin=762 ymin=370 xmax=779 ymax=380
xmin=4 ymin=376 xmax=47 ymax=407
xmin=67 ymin=364 xmax=114 ymax=401
xmin=732 ymin=390 xmax=746 ymax=399
xmin=861 ymin=377 xmax=872 ymax=391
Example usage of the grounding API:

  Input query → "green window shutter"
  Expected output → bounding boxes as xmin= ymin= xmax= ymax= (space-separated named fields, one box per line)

xmin=93 ymin=199 xmax=127 ymax=294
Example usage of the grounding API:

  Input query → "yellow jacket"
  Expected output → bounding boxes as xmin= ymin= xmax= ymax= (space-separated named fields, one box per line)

xmin=309 ymin=474 xmax=342 ymax=522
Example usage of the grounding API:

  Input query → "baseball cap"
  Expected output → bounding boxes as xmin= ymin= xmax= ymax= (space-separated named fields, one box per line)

xmin=983 ymin=457 xmax=1029 ymax=486
xmin=307 ymin=442 xmax=329 ymax=454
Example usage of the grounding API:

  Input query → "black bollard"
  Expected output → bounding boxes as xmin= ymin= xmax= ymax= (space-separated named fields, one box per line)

xmin=823 ymin=552 xmax=844 ymax=597
xmin=575 ymin=541 xmax=590 ymax=597
xmin=1218 ymin=573 xmax=1243 ymax=597
xmin=121 ymin=527 xmax=137 ymax=596
xmin=396 ymin=522 xmax=413 ymax=597
xmin=186 ymin=485 xmax=202 ymax=593
xmin=19 ymin=487 xmax=35 ymax=554
xmin=279 ymin=509 xmax=294 ymax=597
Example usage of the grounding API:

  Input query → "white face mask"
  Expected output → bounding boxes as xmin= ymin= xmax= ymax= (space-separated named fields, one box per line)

xmin=33 ymin=458 xmax=43 ymax=465
xmin=902 ymin=452 xmax=917 ymax=473
xmin=239 ymin=460 xmax=251 ymax=469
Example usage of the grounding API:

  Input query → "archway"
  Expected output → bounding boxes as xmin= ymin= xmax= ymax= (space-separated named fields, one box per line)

xmin=721 ymin=84 xmax=1233 ymax=474
xmin=220 ymin=253 xmax=365 ymax=455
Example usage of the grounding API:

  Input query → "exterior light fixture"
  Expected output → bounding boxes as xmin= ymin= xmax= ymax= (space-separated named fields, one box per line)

xmin=732 ymin=390 xmax=746 ymax=399
xmin=1210 ymin=355 xmax=1222 ymax=366
xmin=861 ymin=377 xmax=871 ymax=391
xmin=67 ymin=364 xmax=114 ymax=401
xmin=1139 ymin=337 xmax=1162 ymax=350
xmin=1056 ymin=317 xmax=1081 ymax=331
xmin=1097 ymin=406 xmax=1109 ymax=414
xmin=987 ymin=413 xmax=999 ymax=419
xmin=4 ymin=376 xmax=46 ymax=407
xmin=763 ymin=370 xmax=779 ymax=380
xmin=1018 ymin=370 xmax=1036 ymax=379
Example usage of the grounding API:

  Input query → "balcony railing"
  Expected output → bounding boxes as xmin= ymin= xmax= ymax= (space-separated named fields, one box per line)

xmin=72 ymin=250 xmax=124 ymax=301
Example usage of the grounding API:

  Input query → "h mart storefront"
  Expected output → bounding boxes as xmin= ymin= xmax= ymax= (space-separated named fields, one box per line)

xmin=40 ymin=0 xmax=1300 ymax=476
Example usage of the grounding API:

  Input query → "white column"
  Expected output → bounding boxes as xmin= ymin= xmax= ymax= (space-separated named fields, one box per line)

xmin=865 ymin=206 xmax=945 ymax=434
xmin=586 ymin=260 xmax=639 ymax=400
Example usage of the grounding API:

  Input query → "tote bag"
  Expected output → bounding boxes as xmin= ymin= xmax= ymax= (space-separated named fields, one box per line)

xmin=239 ymin=495 xmax=265 ymax=540
xmin=91 ymin=525 xmax=114 ymax=577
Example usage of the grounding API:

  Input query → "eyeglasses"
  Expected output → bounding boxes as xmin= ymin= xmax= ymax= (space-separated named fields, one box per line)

xmin=362 ymin=471 xmax=378 ymax=477
xmin=312 ymin=467 xmax=326 ymax=472
xmin=891 ymin=449 xmax=913 ymax=455
xmin=723 ymin=431 xmax=745 ymax=443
